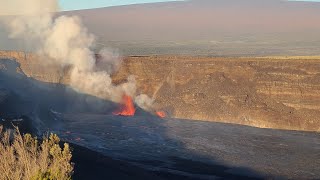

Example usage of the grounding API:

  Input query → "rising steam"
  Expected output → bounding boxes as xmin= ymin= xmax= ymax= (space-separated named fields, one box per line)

xmin=0 ymin=0 xmax=154 ymax=110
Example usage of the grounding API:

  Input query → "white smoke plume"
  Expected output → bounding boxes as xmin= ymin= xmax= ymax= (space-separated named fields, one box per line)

xmin=0 ymin=0 xmax=59 ymax=16
xmin=0 ymin=0 xmax=154 ymax=109
xmin=135 ymin=94 xmax=155 ymax=111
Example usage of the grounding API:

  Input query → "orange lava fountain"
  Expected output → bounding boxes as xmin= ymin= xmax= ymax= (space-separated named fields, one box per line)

xmin=113 ymin=94 xmax=136 ymax=116
xmin=156 ymin=111 xmax=166 ymax=118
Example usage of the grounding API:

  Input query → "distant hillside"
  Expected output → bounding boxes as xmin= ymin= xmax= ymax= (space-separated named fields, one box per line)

xmin=62 ymin=0 xmax=320 ymax=56
xmin=64 ymin=0 xmax=320 ymax=40
xmin=2 ymin=0 xmax=320 ymax=56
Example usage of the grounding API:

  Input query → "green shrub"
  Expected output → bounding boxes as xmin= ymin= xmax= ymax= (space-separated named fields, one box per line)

xmin=0 ymin=126 xmax=74 ymax=180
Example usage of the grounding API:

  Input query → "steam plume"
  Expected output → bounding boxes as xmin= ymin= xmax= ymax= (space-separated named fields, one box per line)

xmin=0 ymin=0 xmax=154 ymax=109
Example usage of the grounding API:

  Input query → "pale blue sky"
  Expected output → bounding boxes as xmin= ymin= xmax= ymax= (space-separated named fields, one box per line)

xmin=59 ymin=0 xmax=183 ymax=11
xmin=59 ymin=0 xmax=320 ymax=11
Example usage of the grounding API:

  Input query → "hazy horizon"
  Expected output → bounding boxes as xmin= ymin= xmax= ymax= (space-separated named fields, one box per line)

xmin=2 ymin=0 xmax=320 ymax=56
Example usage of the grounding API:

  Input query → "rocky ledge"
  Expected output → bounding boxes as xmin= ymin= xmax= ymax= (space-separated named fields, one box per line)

xmin=1 ymin=51 xmax=319 ymax=131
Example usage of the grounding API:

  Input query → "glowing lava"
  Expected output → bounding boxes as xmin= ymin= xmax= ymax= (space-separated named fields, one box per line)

xmin=156 ymin=111 xmax=166 ymax=118
xmin=113 ymin=94 xmax=136 ymax=116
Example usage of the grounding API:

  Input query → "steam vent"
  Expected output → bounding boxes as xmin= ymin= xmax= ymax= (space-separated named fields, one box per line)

xmin=1 ymin=51 xmax=320 ymax=132
xmin=1 ymin=0 xmax=320 ymax=179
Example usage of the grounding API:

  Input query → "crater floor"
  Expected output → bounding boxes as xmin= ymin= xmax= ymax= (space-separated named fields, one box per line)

xmin=0 ymin=52 xmax=320 ymax=179
xmin=1 ymin=51 xmax=319 ymax=131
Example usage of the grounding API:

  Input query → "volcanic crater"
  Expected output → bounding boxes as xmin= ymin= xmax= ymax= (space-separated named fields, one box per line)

xmin=1 ymin=51 xmax=320 ymax=131
xmin=1 ymin=51 xmax=320 ymax=179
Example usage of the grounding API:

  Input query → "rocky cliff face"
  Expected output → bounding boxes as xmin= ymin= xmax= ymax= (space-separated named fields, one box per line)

xmin=1 ymin=51 xmax=319 ymax=131
xmin=0 ymin=51 xmax=70 ymax=84
xmin=113 ymin=56 xmax=320 ymax=132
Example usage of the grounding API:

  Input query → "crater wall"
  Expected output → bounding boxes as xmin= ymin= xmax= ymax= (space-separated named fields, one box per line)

xmin=1 ymin=51 xmax=319 ymax=131
xmin=114 ymin=56 xmax=320 ymax=132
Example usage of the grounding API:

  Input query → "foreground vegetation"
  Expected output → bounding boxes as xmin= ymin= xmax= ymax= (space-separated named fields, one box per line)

xmin=0 ymin=126 xmax=73 ymax=180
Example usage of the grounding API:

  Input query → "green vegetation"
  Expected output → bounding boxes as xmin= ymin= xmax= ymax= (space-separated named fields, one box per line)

xmin=0 ymin=126 xmax=73 ymax=180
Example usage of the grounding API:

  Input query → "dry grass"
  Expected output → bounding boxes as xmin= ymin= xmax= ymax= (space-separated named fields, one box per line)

xmin=0 ymin=126 xmax=73 ymax=180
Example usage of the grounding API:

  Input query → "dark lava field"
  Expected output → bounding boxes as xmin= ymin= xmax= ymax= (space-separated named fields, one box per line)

xmin=0 ymin=53 xmax=320 ymax=179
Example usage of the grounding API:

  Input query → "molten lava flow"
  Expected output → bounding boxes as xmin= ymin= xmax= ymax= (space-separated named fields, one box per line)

xmin=113 ymin=94 xmax=136 ymax=116
xmin=156 ymin=111 xmax=166 ymax=118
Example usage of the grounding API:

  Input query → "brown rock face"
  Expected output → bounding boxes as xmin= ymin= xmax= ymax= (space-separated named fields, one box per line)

xmin=113 ymin=56 xmax=320 ymax=132
xmin=1 ymin=51 xmax=320 ymax=131
xmin=0 ymin=51 xmax=70 ymax=84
